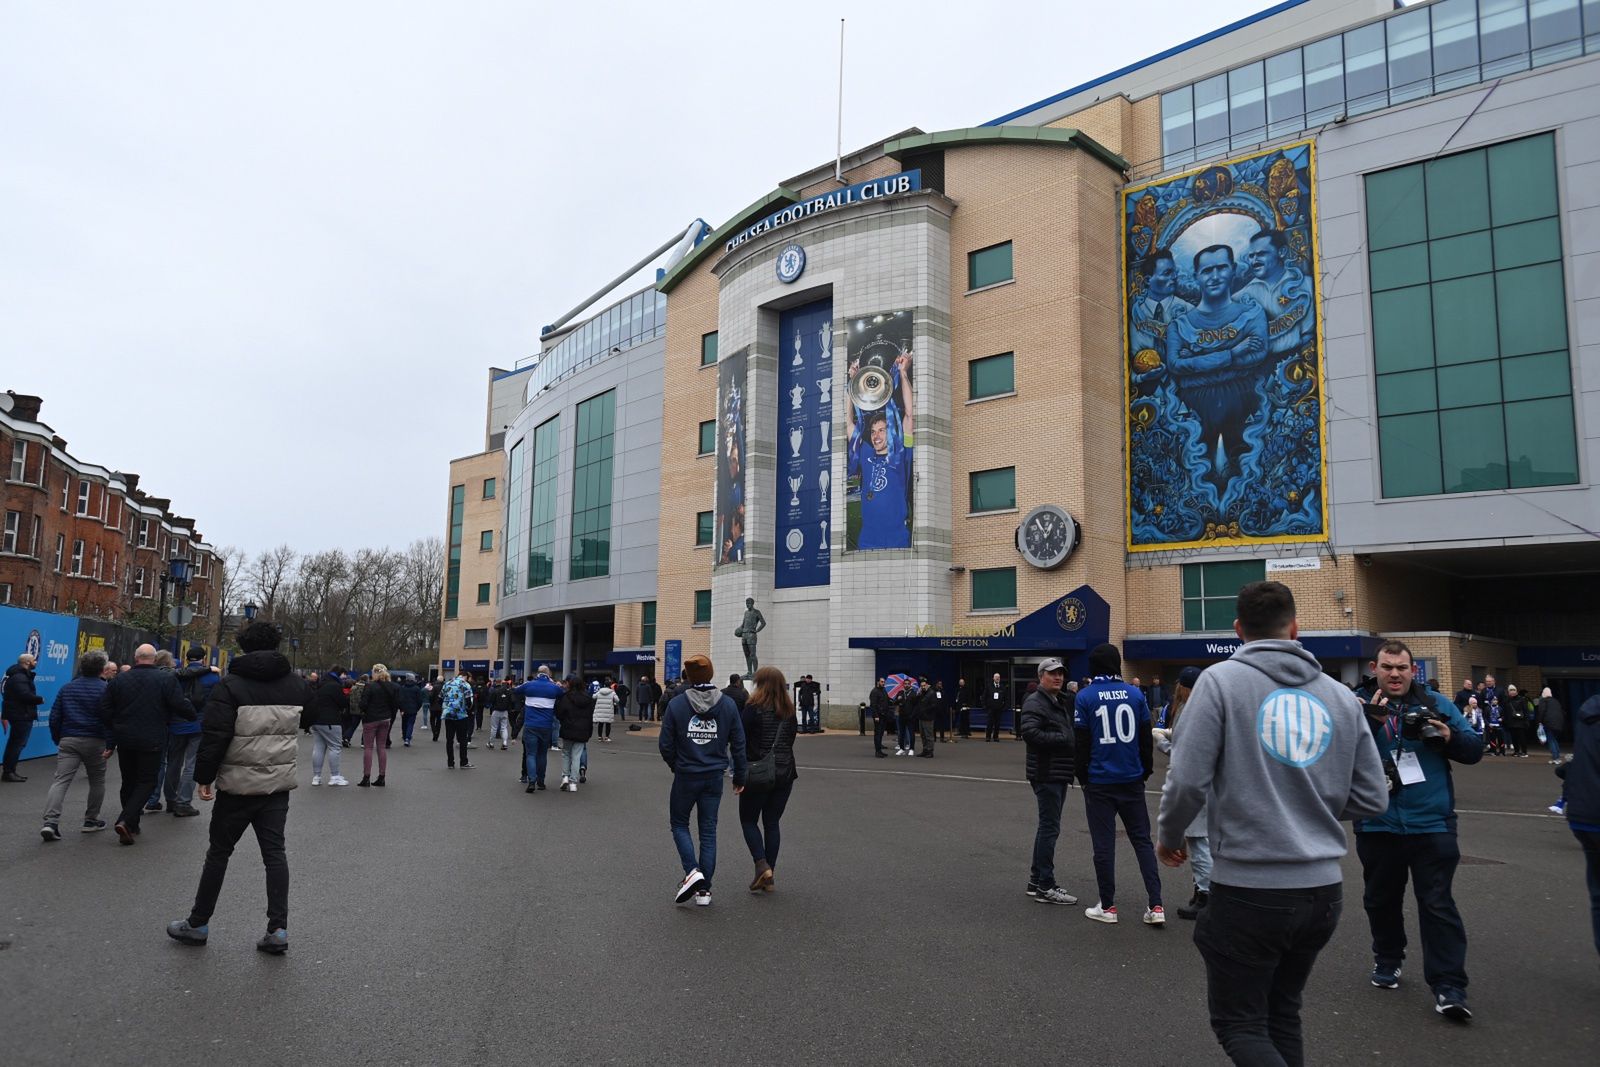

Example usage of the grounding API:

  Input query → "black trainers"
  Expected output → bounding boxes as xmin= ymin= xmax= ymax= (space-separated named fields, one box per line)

xmin=40 ymin=823 xmax=61 ymax=842
xmin=1025 ymin=882 xmax=1040 ymax=896
xmin=1434 ymin=988 xmax=1472 ymax=1021
xmin=256 ymin=928 xmax=289 ymax=955
xmin=1370 ymin=963 xmax=1402 ymax=989
xmin=167 ymin=919 xmax=209 ymax=945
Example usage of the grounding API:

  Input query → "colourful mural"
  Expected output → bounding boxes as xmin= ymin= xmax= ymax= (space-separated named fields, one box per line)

xmin=1123 ymin=140 xmax=1328 ymax=551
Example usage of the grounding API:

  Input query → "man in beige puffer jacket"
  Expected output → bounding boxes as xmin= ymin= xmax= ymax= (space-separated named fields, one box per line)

xmin=167 ymin=620 xmax=306 ymax=955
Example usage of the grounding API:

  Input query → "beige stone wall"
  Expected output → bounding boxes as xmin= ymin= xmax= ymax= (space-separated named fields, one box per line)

xmin=943 ymin=144 xmax=1130 ymax=634
xmin=656 ymin=265 xmax=720 ymax=664
xmin=613 ymin=601 xmax=644 ymax=648
xmin=440 ymin=450 xmax=505 ymax=671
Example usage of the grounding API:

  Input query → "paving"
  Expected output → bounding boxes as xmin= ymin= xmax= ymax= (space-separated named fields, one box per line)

xmin=0 ymin=726 xmax=1593 ymax=1066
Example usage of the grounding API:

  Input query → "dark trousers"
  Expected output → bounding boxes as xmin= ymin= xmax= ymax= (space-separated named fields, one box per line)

xmin=1575 ymin=828 xmax=1600 ymax=959
xmin=918 ymin=716 xmax=935 ymax=755
xmin=739 ymin=777 xmax=795 ymax=867
xmin=510 ymin=707 xmax=524 ymax=740
xmin=431 ymin=709 xmax=443 ymax=741
xmin=341 ymin=713 xmax=360 ymax=744
xmin=189 ymin=790 xmax=289 ymax=932
xmin=596 ymin=721 xmax=611 ymax=740
xmin=444 ymin=717 xmax=470 ymax=767
xmin=896 ymin=714 xmax=915 ymax=752
xmin=1508 ymin=725 xmax=1529 ymax=755
xmin=401 ymin=710 xmax=417 ymax=743
xmin=1031 ymin=781 xmax=1068 ymax=888
xmin=984 ymin=710 xmax=1003 ymax=742
xmin=116 ymin=747 xmax=163 ymax=832
xmin=1355 ymin=831 xmax=1468 ymax=992
xmin=1082 ymin=780 xmax=1163 ymax=909
xmin=873 ymin=717 xmax=889 ymax=755
xmin=164 ymin=732 xmax=201 ymax=806
xmin=957 ymin=707 xmax=971 ymax=737
xmin=3 ymin=718 xmax=35 ymax=772
xmin=1194 ymin=882 xmax=1343 ymax=1067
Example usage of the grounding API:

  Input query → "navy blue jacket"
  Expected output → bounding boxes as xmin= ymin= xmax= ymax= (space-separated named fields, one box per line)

xmin=2 ymin=663 xmax=44 ymax=722
xmin=1354 ymin=681 xmax=1483 ymax=836
xmin=659 ymin=685 xmax=748 ymax=785
xmin=49 ymin=676 xmax=110 ymax=743
xmin=1559 ymin=696 xmax=1600 ymax=828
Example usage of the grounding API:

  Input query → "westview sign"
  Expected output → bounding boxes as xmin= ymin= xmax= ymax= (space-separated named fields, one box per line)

xmin=725 ymin=171 xmax=922 ymax=253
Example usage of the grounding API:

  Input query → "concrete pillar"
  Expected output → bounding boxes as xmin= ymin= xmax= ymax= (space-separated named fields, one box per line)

xmin=562 ymin=612 xmax=574 ymax=678
xmin=523 ymin=618 xmax=534 ymax=680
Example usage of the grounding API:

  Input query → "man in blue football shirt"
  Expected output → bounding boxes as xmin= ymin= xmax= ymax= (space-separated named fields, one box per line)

xmin=847 ymin=350 xmax=914 ymax=550
xmin=1074 ymin=642 xmax=1165 ymax=926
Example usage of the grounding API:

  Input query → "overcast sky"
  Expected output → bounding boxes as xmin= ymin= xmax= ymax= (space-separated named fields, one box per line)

xmin=1 ymin=0 xmax=1268 ymax=561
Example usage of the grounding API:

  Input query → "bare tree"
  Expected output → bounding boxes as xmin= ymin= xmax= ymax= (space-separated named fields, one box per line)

xmin=247 ymin=544 xmax=298 ymax=616
xmin=213 ymin=545 xmax=247 ymax=621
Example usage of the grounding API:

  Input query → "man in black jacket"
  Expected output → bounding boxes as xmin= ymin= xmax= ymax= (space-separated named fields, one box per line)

xmin=869 ymin=680 xmax=890 ymax=755
xmin=1022 ymin=657 xmax=1078 ymax=905
xmin=100 ymin=644 xmax=195 ymax=843
xmin=724 ymin=674 xmax=749 ymax=714
xmin=3 ymin=652 xmax=45 ymax=782
xmin=916 ymin=677 xmax=939 ymax=758
xmin=983 ymin=672 xmax=1009 ymax=743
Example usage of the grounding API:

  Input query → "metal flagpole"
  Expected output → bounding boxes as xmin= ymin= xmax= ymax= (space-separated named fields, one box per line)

xmin=836 ymin=18 xmax=845 ymax=183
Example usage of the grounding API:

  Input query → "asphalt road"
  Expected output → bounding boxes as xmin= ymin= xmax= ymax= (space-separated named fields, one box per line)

xmin=0 ymin=727 xmax=1593 ymax=1066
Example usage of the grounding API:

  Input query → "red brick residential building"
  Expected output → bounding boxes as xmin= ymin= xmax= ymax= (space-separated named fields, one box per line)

xmin=1 ymin=391 xmax=217 ymax=644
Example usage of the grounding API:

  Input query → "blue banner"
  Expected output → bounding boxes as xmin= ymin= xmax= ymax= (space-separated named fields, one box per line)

xmin=776 ymin=299 xmax=833 ymax=588
xmin=664 ymin=640 xmax=682 ymax=683
xmin=0 ymin=605 xmax=81 ymax=762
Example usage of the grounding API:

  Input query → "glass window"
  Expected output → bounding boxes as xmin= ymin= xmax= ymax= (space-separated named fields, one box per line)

xmin=8 ymin=439 xmax=22 ymax=481
xmin=1488 ymin=135 xmax=1559 ymax=225
xmin=1376 ymin=368 xmax=1439 ymax=416
xmin=1428 ymin=231 xmax=1493 ymax=280
xmin=1344 ymin=23 xmax=1388 ymax=115
xmin=1529 ymin=0 xmax=1583 ymax=64
xmin=968 ymin=242 xmax=1013 ymax=289
xmin=641 ymin=600 xmax=656 ymax=646
xmin=1160 ymin=85 xmax=1195 ymax=167
xmin=476 ymin=583 xmax=491 ymax=606
xmin=1265 ymin=49 xmax=1305 ymax=137
xmin=1372 ymin=286 xmax=1434 ymax=372
xmin=1366 ymin=164 xmax=1427 ymax=250
xmin=1432 ymin=0 xmax=1481 ymax=89
xmin=1502 ymin=350 xmax=1572 ymax=400
xmin=1437 ymin=360 xmax=1502 ymax=408
xmin=693 ymin=589 xmax=711 ymax=625
xmin=968 ymin=352 xmax=1015 ymax=400
xmin=1180 ymin=560 xmax=1265 ymax=632
xmin=503 ymin=439 xmax=525 ymax=594
xmin=1370 ymin=244 xmax=1430 ymax=291
xmin=701 ymin=331 xmax=718 ymax=367
xmin=1441 ymin=405 xmax=1508 ymax=491
xmin=1 ymin=511 xmax=16 ymax=554
xmin=446 ymin=484 xmax=464 ymax=618
xmin=1586 ymin=0 xmax=1600 ymax=52
xmin=76 ymin=479 xmax=90 ymax=514
xmin=570 ymin=391 xmax=616 ymax=581
xmin=969 ymin=467 xmax=1017 ymax=513
xmin=695 ymin=510 xmax=713 ymax=546
xmin=464 ymin=628 xmax=489 ymax=648
xmin=1379 ymin=412 xmax=1445 ymax=496
xmin=483 ymin=477 xmax=495 ymax=499
xmin=698 ymin=420 xmax=716 ymax=455
xmin=1387 ymin=8 xmax=1433 ymax=103
xmin=1192 ymin=73 xmax=1229 ymax=159
xmin=1227 ymin=62 xmax=1266 ymax=147
xmin=1493 ymin=217 xmax=1562 ymax=268
xmin=1426 ymin=150 xmax=1491 ymax=238
xmin=1480 ymin=0 xmax=1531 ymax=76
xmin=1496 ymin=262 xmax=1567 ymax=356
xmin=1432 ymin=275 xmax=1499 ymax=364
xmin=970 ymin=567 xmax=1017 ymax=612
xmin=480 ymin=530 xmax=493 ymax=551
xmin=1505 ymin=396 xmax=1580 ymax=485
xmin=527 ymin=416 xmax=561 ymax=588
xmin=1303 ymin=36 xmax=1344 ymax=125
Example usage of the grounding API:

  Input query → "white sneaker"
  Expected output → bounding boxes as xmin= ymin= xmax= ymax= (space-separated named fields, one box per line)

xmin=568 ymin=780 xmax=577 ymax=793
xmin=894 ymin=748 xmax=904 ymax=756
xmin=1085 ymin=903 xmax=1119 ymax=924
xmin=1143 ymin=906 xmax=1166 ymax=926
xmin=561 ymin=776 xmax=570 ymax=791
xmin=675 ymin=868 xmax=708 ymax=904
xmin=311 ymin=775 xmax=321 ymax=786
xmin=693 ymin=891 xmax=712 ymax=907
xmin=328 ymin=776 xmax=349 ymax=787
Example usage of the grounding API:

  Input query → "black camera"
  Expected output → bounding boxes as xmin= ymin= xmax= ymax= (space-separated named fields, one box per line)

xmin=1401 ymin=708 xmax=1447 ymax=746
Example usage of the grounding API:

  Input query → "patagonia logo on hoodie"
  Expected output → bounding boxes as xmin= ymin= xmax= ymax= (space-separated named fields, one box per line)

xmin=687 ymin=714 xmax=718 ymax=746
xmin=1258 ymin=688 xmax=1333 ymax=768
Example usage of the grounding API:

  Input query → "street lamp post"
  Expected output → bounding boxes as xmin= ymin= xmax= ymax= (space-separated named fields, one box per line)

xmin=168 ymin=555 xmax=194 ymax=657
xmin=347 ymin=624 xmax=356 ymax=673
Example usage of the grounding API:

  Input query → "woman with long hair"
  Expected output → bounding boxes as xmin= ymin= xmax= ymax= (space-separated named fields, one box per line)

xmin=1152 ymin=665 xmax=1210 ymax=918
xmin=739 ymin=666 xmax=799 ymax=893
xmin=358 ymin=664 xmax=400 ymax=787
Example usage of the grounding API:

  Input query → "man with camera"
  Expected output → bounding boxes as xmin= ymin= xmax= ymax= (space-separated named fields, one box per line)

xmin=1354 ymin=640 xmax=1483 ymax=1022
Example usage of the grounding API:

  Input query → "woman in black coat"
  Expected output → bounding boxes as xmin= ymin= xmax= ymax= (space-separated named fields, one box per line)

xmin=739 ymin=666 xmax=799 ymax=893
xmin=358 ymin=665 xmax=401 ymax=786
xmin=555 ymin=678 xmax=593 ymax=791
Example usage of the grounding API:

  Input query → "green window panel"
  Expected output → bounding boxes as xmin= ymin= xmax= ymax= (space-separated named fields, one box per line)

xmin=1488 ymin=135 xmax=1558 ymax=226
xmin=968 ymin=242 xmax=1013 ymax=290
xmin=970 ymin=567 xmax=1017 ymax=611
xmin=698 ymin=420 xmax=716 ymax=456
xmin=1501 ymin=351 xmax=1571 ymax=402
xmin=1376 ymin=369 xmax=1438 ymax=416
xmin=1378 ymin=413 xmax=1443 ymax=497
xmin=1425 ymin=151 xmax=1490 ymax=238
xmin=968 ymin=352 xmax=1015 ymax=399
xmin=1431 ymin=275 xmax=1498 ymax=365
xmin=1366 ymin=165 xmax=1427 ymax=250
xmin=570 ymin=391 xmax=615 ymax=581
xmin=503 ymin=440 xmax=525 ymax=594
xmin=1370 ymin=244 xmax=1430 ymax=291
xmin=969 ymin=467 xmax=1017 ymax=513
xmin=1493 ymin=218 xmax=1562 ymax=269
xmin=1180 ymin=560 xmax=1266 ymax=633
xmin=1440 ymin=405 xmax=1507 ymax=492
xmin=446 ymin=484 xmax=465 ymax=618
xmin=693 ymin=589 xmax=711 ymax=625
xmin=1437 ymin=360 xmax=1501 ymax=409
xmin=527 ymin=415 xmax=560 ymax=588
xmin=1505 ymin=397 xmax=1580 ymax=487
xmin=480 ymin=530 xmax=493 ymax=551
xmin=1495 ymin=263 xmax=1567 ymax=357
xmin=1372 ymin=286 xmax=1434 ymax=373
xmin=695 ymin=510 xmax=713 ymax=546
xmin=477 ymin=583 xmax=490 ymax=605
xmin=483 ymin=477 xmax=496 ymax=500
xmin=641 ymin=600 xmax=656 ymax=646
xmin=701 ymin=331 xmax=719 ymax=367
xmin=1428 ymin=231 xmax=1493 ymax=281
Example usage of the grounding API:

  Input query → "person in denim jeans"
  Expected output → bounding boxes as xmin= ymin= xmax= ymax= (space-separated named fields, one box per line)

xmin=1019 ymin=657 xmax=1077 ymax=905
xmin=659 ymin=653 xmax=746 ymax=906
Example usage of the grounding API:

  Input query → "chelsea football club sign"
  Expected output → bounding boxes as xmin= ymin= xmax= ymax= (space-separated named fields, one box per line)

xmin=726 ymin=170 xmax=922 ymax=253
xmin=776 ymin=244 xmax=806 ymax=284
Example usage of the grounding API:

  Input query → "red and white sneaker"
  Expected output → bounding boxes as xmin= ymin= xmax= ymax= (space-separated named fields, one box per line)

xmin=1143 ymin=906 xmax=1166 ymax=926
xmin=1085 ymin=903 xmax=1118 ymax=924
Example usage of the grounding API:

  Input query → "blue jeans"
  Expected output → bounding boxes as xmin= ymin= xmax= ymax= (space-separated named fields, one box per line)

xmin=563 ymin=740 xmax=586 ymax=783
xmin=401 ymin=710 xmax=418 ymax=744
xmin=164 ymin=732 xmax=201 ymax=806
xmin=669 ymin=773 xmax=724 ymax=887
xmin=1189 ymin=834 xmax=1214 ymax=893
xmin=1030 ymin=781 xmax=1067 ymax=888
xmin=523 ymin=726 xmax=552 ymax=785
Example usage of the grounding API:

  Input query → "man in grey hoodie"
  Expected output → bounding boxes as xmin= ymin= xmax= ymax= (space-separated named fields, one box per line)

xmin=1157 ymin=581 xmax=1388 ymax=1067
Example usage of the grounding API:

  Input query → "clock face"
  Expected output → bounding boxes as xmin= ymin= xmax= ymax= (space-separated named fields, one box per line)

xmin=1016 ymin=505 xmax=1076 ymax=569
xmin=776 ymin=244 xmax=806 ymax=283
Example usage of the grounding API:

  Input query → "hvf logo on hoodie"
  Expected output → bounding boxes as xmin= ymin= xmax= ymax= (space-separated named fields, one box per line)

xmin=1257 ymin=688 xmax=1332 ymax=767
xmin=687 ymin=715 xmax=718 ymax=746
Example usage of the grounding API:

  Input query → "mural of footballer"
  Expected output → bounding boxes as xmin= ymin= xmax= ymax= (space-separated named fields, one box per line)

xmin=846 ymin=349 xmax=915 ymax=550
